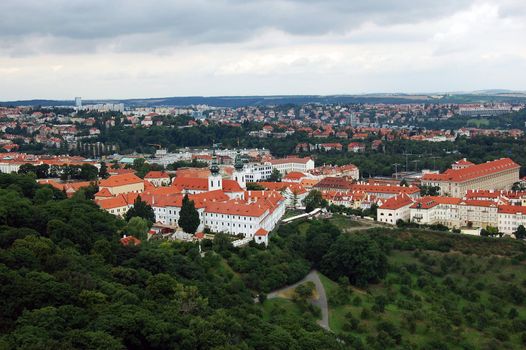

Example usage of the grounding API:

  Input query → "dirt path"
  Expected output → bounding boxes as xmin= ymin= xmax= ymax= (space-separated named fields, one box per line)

xmin=266 ymin=270 xmax=330 ymax=331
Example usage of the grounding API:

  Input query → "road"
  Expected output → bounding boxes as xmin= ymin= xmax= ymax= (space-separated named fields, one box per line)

xmin=266 ymin=270 xmax=330 ymax=331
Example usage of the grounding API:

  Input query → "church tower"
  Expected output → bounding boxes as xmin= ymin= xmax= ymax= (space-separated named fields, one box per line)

xmin=233 ymin=150 xmax=246 ymax=189
xmin=208 ymin=148 xmax=223 ymax=191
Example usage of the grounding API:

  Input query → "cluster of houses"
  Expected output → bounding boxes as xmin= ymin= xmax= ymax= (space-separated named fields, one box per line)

xmin=93 ymin=152 xmax=286 ymax=246
xmin=375 ymin=158 xmax=525 ymax=235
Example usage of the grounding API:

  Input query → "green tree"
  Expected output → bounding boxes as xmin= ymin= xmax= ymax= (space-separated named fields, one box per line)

xmin=514 ymin=225 xmax=526 ymax=240
xmin=269 ymin=168 xmax=282 ymax=182
xmin=178 ymin=194 xmax=200 ymax=234
xmin=321 ymin=234 xmax=388 ymax=287
xmin=125 ymin=196 xmax=155 ymax=223
xmin=99 ymin=162 xmax=109 ymax=179
xmin=125 ymin=217 xmax=150 ymax=240
xmin=304 ymin=190 xmax=326 ymax=213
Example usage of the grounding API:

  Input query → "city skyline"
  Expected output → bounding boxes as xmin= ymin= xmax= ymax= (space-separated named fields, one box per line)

xmin=1 ymin=0 xmax=525 ymax=100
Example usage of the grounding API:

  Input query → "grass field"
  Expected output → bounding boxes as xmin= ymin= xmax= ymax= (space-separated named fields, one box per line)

xmin=321 ymin=248 xmax=526 ymax=348
xmin=328 ymin=214 xmax=365 ymax=230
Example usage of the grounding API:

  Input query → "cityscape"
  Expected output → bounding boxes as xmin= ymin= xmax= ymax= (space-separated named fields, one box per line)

xmin=1 ymin=1 xmax=526 ymax=349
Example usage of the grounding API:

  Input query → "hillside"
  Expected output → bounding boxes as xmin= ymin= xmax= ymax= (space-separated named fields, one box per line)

xmin=0 ymin=173 xmax=525 ymax=349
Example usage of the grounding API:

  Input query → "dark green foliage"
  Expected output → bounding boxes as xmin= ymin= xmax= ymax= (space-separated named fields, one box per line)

xmin=0 ymin=174 xmax=343 ymax=349
xmin=178 ymin=194 xmax=200 ymax=234
xmin=269 ymin=168 xmax=282 ymax=182
xmin=125 ymin=195 xmax=155 ymax=223
xmin=321 ymin=234 xmax=388 ymax=287
xmin=304 ymin=190 xmax=326 ymax=212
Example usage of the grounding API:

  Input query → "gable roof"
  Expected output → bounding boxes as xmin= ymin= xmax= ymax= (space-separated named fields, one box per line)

xmin=99 ymin=173 xmax=144 ymax=187
xmin=379 ymin=194 xmax=413 ymax=210
xmin=145 ymin=171 xmax=170 ymax=179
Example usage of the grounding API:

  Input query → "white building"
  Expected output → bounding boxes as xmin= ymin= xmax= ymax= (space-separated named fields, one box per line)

xmin=244 ymin=163 xmax=273 ymax=182
xmin=377 ymin=194 xmax=414 ymax=225
xmin=498 ymin=205 xmax=526 ymax=235
xmin=268 ymin=157 xmax=315 ymax=174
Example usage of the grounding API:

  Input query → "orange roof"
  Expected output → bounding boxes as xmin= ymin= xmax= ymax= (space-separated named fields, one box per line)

xmin=379 ymin=194 xmax=413 ymax=210
xmin=176 ymin=168 xmax=211 ymax=178
xmin=38 ymin=179 xmax=92 ymax=194
xmin=95 ymin=187 xmax=113 ymax=198
xmin=144 ymin=171 xmax=170 ymax=179
xmin=96 ymin=193 xmax=138 ymax=209
xmin=99 ymin=173 xmax=144 ymax=187
xmin=255 ymin=228 xmax=269 ymax=236
xmin=498 ymin=205 xmax=526 ymax=215
xmin=422 ymin=158 xmax=520 ymax=183
xmin=143 ymin=180 xmax=156 ymax=191
xmin=300 ymin=178 xmax=320 ymax=188
xmin=120 ymin=235 xmax=141 ymax=246
xmin=205 ymin=200 xmax=269 ymax=217
xmin=284 ymin=171 xmax=306 ymax=180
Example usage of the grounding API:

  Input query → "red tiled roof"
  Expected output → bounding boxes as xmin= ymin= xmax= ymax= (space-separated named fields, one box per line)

xmin=145 ymin=171 xmax=170 ymax=179
xmin=498 ymin=205 xmax=526 ymax=215
xmin=96 ymin=193 xmax=138 ymax=209
xmin=283 ymin=171 xmax=306 ymax=180
xmin=255 ymin=228 xmax=269 ymax=236
xmin=205 ymin=200 xmax=269 ymax=217
xmin=95 ymin=187 xmax=113 ymax=198
xmin=120 ymin=235 xmax=141 ymax=246
xmin=99 ymin=173 xmax=143 ymax=187
xmin=379 ymin=194 xmax=413 ymax=210
xmin=422 ymin=158 xmax=520 ymax=183
xmin=314 ymin=177 xmax=353 ymax=190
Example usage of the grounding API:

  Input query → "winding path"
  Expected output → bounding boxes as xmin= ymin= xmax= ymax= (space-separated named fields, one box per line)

xmin=266 ymin=270 xmax=330 ymax=331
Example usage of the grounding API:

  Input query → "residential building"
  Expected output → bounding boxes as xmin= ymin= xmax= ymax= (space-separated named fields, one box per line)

xmin=421 ymin=158 xmax=520 ymax=197
xmin=98 ymin=173 xmax=145 ymax=196
xmin=268 ymin=157 xmax=315 ymax=174
xmin=144 ymin=171 xmax=171 ymax=187
xmin=377 ymin=194 xmax=414 ymax=225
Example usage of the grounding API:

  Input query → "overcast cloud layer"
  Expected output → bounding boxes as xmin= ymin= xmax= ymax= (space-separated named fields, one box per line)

xmin=0 ymin=0 xmax=525 ymax=100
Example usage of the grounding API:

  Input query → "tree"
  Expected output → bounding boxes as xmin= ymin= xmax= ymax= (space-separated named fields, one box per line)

xmin=321 ymin=234 xmax=388 ymax=287
xmin=33 ymin=186 xmax=54 ymax=204
xmin=178 ymin=194 xmax=200 ymax=234
xmin=125 ymin=217 xmax=150 ymax=240
xmin=269 ymin=168 xmax=282 ymax=182
xmin=125 ymin=196 xmax=155 ymax=223
xmin=514 ymin=225 xmax=526 ymax=240
xmin=304 ymin=190 xmax=326 ymax=213
xmin=99 ymin=162 xmax=109 ymax=179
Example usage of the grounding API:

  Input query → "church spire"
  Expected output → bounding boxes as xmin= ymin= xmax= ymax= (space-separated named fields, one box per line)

xmin=234 ymin=150 xmax=244 ymax=171
xmin=210 ymin=147 xmax=220 ymax=175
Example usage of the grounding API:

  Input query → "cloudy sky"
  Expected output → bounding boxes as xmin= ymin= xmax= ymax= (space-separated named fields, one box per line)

xmin=1 ymin=0 xmax=525 ymax=100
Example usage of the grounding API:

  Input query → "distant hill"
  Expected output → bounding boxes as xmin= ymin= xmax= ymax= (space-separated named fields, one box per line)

xmin=2 ymin=92 xmax=526 ymax=108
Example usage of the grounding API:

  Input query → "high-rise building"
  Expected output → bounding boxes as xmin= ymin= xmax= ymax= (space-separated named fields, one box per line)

xmin=75 ymin=97 xmax=82 ymax=108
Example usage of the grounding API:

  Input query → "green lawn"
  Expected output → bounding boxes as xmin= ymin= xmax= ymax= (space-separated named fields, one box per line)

xmin=319 ymin=250 xmax=526 ymax=348
xmin=329 ymin=214 xmax=364 ymax=230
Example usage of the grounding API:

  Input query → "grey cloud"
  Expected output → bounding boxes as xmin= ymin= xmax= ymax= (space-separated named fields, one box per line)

xmin=0 ymin=0 xmax=478 ymax=55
